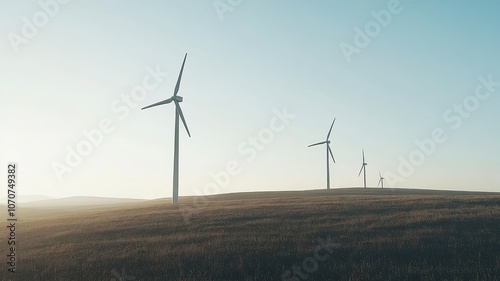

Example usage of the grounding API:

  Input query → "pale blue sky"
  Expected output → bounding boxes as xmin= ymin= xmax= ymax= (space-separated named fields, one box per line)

xmin=1 ymin=1 xmax=499 ymax=199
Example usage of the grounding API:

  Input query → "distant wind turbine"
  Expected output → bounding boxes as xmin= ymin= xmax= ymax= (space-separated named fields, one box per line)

xmin=308 ymin=118 xmax=336 ymax=190
xmin=378 ymin=171 xmax=384 ymax=188
xmin=357 ymin=149 xmax=367 ymax=188
xmin=142 ymin=53 xmax=191 ymax=205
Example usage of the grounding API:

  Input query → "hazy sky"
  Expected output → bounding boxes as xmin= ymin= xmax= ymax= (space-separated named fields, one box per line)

xmin=1 ymin=1 xmax=499 ymax=199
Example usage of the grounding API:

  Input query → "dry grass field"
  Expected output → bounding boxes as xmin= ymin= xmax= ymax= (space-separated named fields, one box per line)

xmin=1 ymin=188 xmax=499 ymax=280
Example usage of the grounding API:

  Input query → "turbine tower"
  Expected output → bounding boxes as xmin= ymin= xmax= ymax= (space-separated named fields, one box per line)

xmin=142 ymin=53 xmax=191 ymax=205
xmin=378 ymin=171 xmax=384 ymax=188
xmin=308 ymin=118 xmax=336 ymax=190
xmin=357 ymin=149 xmax=367 ymax=188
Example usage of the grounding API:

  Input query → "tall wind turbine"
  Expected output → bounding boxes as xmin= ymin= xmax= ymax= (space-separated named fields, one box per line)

xmin=308 ymin=118 xmax=336 ymax=190
xmin=378 ymin=171 xmax=384 ymax=188
xmin=142 ymin=53 xmax=191 ymax=205
xmin=357 ymin=149 xmax=367 ymax=188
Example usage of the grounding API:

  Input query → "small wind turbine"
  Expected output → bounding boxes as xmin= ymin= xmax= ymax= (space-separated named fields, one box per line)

xmin=308 ymin=118 xmax=336 ymax=190
xmin=357 ymin=149 xmax=367 ymax=188
xmin=142 ymin=53 xmax=191 ymax=205
xmin=378 ymin=171 xmax=384 ymax=188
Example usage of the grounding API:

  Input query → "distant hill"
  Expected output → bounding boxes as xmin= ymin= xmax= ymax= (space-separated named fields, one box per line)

xmin=21 ymin=196 xmax=146 ymax=207
xmin=182 ymin=187 xmax=500 ymax=202
xmin=2 ymin=188 xmax=497 ymax=207
xmin=0 ymin=195 xmax=52 ymax=203
xmin=6 ymin=188 xmax=496 ymax=222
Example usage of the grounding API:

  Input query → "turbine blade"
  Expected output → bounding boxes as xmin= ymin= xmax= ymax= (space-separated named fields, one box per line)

xmin=362 ymin=149 xmax=365 ymax=163
xmin=326 ymin=118 xmax=336 ymax=140
xmin=308 ymin=141 xmax=327 ymax=147
xmin=379 ymin=171 xmax=382 ymax=178
xmin=378 ymin=178 xmax=382 ymax=187
xmin=328 ymin=145 xmax=335 ymax=163
xmin=141 ymin=98 xmax=173 ymax=110
xmin=358 ymin=165 xmax=364 ymax=177
xmin=175 ymin=101 xmax=191 ymax=137
xmin=174 ymin=53 xmax=188 ymax=96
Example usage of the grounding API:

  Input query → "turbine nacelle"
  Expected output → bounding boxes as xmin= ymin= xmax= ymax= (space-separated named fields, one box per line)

xmin=308 ymin=118 xmax=336 ymax=190
xmin=378 ymin=171 xmax=384 ymax=188
xmin=358 ymin=149 xmax=367 ymax=188
xmin=141 ymin=53 xmax=191 ymax=205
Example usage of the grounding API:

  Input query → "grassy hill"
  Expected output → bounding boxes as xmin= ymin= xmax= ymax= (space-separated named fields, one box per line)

xmin=1 ymin=188 xmax=499 ymax=280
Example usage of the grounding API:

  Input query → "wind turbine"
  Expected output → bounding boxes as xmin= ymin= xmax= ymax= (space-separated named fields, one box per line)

xmin=378 ymin=171 xmax=384 ymax=188
xmin=142 ymin=53 xmax=191 ymax=205
xmin=357 ymin=149 xmax=367 ymax=188
xmin=308 ymin=118 xmax=336 ymax=190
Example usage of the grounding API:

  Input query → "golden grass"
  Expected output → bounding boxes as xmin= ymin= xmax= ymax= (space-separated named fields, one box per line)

xmin=1 ymin=189 xmax=499 ymax=280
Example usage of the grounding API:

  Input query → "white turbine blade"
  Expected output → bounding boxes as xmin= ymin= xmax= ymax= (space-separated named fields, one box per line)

xmin=362 ymin=149 xmax=365 ymax=163
xmin=357 ymin=165 xmax=364 ymax=177
xmin=328 ymin=145 xmax=335 ymax=163
xmin=379 ymin=171 xmax=382 ymax=178
xmin=377 ymin=178 xmax=382 ymax=187
xmin=141 ymin=98 xmax=173 ymax=110
xmin=175 ymin=101 xmax=191 ymax=137
xmin=308 ymin=141 xmax=327 ymax=147
xmin=326 ymin=118 xmax=336 ymax=140
xmin=174 ymin=53 xmax=188 ymax=96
